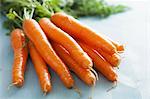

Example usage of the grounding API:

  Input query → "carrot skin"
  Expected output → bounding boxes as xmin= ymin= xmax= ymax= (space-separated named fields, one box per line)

xmin=28 ymin=42 xmax=52 ymax=93
xmin=78 ymin=42 xmax=117 ymax=81
xmin=23 ymin=19 xmax=74 ymax=88
xmin=39 ymin=18 xmax=92 ymax=69
xmin=51 ymin=42 xmax=96 ymax=86
xmin=51 ymin=12 xmax=116 ymax=55
xmin=96 ymin=49 xmax=121 ymax=67
xmin=11 ymin=29 xmax=28 ymax=87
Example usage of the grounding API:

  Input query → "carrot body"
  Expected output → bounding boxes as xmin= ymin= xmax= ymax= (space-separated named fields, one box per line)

xmin=96 ymin=49 xmax=121 ymax=67
xmin=23 ymin=19 xmax=74 ymax=88
xmin=28 ymin=42 xmax=52 ymax=93
xmin=78 ymin=42 xmax=117 ymax=81
xmin=10 ymin=29 xmax=28 ymax=87
xmin=51 ymin=42 xmax=96 ymax=86
xmin=51 ymin=12 xmax=116 ymax=55
xmin=39 ymin=18 xmax=92 ymax=69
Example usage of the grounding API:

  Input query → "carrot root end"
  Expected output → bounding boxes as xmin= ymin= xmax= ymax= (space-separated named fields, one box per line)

xmin=73 ymin=85 xmax=82 ymax=97
xmin=90 ymin=67 xmax=99 ymax=81
xmin=106 ymin=81 xmax=118 ymax=92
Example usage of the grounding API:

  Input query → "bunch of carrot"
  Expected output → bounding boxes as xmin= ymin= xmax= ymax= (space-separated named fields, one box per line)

xmin=10 ymin=12 xmax=124 ymax=94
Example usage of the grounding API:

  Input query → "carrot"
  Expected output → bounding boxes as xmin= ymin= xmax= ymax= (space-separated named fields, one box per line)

xmin=28 ymin=41 xmax=52 ymax=94
xmin=111 ymin=41 xmax=125 ymax=53
xmin=23 ymin=19 xmax=74 ymax=88
xmin=39 ymin=18 xmax=92 ymax=69
xmin=51 ymin=12 xmax=116 ymax=55
xmin=78 ymin=42 xmax=117 ymax=81
xmin=51 ymin=42 xmax=96 ymax=86
xmin=105 ymin=37 xmax=125 ymax=52
xmin=96 ymin=49 xmax=121 ymax=67
xmin=10 ymin=29 xmax=28 ymax=87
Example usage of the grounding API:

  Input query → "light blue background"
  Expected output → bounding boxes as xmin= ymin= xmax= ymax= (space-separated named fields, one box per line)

xmin=0 ymin=1 xmax=150 ymax=99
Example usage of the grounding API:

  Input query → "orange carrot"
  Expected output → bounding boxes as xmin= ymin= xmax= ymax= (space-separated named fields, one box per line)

xmin=111 ymin=41 xmax=125 ymax=52
xmin=23 ymin=19 xmax=74 ymax=88
xmin=78 ymin=42 xmax=117 ymax=81
xmin=10 ymin=29 xmax=28 ymax=87
xmin=28 ymin=41 xmax=52 ymax=94
xmin=51 ymin=42 xmax=96 ymax=86
xmin=105 ymin=37 xmax=125 ymax=52
xmin=96 ymin=49 xmax=121 ymax=67
xmin=51 ymin=12 xmax=116 ymax=55
xmin=39 ymin=18 xmax=92 ymax=69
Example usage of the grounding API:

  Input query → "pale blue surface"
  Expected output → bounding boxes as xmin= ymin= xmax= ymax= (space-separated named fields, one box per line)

xmin=0 ymin=1 xmax=150 ymax=99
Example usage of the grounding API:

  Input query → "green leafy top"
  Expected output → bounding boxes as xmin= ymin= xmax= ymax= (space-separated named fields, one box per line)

xmin=0 ymin=0 xmax=128 ymax=34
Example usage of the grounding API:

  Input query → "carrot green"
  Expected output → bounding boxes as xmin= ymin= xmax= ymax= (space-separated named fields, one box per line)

xmin=0 ymin=0 xmax=128 ymax=33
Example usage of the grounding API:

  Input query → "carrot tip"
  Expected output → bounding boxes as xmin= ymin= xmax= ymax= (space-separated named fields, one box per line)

xmin=7 ymin=82 xmax=19 ymax=90
xmin=114 ymin=57 xmax=121 ymax=67
xmin=89 ymin=85 xmax=95 ymax=99
xmin=73 ymin=85 xmax=82 ymax=97
xmin=118 ymin=44 xmax=126 ymax=52
xmin=43 ymin=83 xmax=49 ymax=95
xmin=106 ymin=81 xmax=117 ymax=92
xmin=90 ymin=67 xmax=99 ymax=81
xmin=43 ymin=92 xmax=47 ymax=96
xmin=7 ymin=84 xmax=13 ymax=90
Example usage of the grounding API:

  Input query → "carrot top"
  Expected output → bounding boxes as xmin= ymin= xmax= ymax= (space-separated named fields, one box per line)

xmin=1 ymin=0 xmax=128 ymax=34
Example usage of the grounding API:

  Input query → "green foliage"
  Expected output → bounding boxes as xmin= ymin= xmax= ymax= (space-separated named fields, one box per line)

xmin=0 ymin=0 xmax=128 ymax=32
xmin=63 ymin=0 xmax=128 ymax=17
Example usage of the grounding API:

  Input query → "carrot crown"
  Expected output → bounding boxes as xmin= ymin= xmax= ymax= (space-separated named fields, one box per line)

xmin=23 ymin=7 xmax=35 ymax=19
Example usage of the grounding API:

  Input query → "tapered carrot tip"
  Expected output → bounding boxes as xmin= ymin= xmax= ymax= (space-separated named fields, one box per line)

xmin=60 ymin=73 xmax=74 ymax=89
xmin=85 ymin=72 xmax=96 ymax=86
xmin=108 ymin=72 xmax=118 ymax=82
xmin=107 ymin=81 xmax=118 ymax=92
xmin=66 ymin=80 xmax=74 ymax=89
xmin=43 ymin=83 xmax=52 ymax=94
xmin=12 ymin=78 xmax=24 ymax=87
xmin=117 ymin=44 xmax=125 ymax=53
